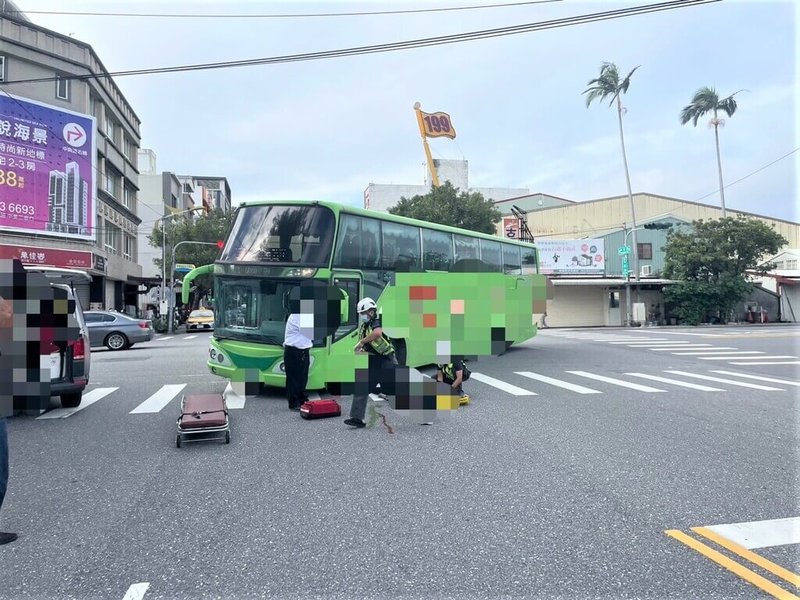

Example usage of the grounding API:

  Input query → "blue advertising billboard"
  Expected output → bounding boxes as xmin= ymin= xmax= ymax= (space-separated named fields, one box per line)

xmin=0 ymin=93 xmax=96 ymax=241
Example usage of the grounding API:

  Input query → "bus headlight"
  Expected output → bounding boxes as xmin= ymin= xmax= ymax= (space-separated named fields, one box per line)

xmin=209 ymin=345 xmax=231 ymax=367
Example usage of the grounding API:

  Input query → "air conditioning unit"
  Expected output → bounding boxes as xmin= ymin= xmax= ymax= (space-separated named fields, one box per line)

xmin=640 ymin=265 xmax=653 ymax=276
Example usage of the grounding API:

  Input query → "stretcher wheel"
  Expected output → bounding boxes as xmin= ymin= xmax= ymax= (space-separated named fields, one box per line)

xmin=225 ymin=431 xmax=230 ymax=444
xmin=176 ymin=434 xmax=182 ymax=448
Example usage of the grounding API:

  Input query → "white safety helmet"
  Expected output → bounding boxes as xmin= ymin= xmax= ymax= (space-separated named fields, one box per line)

xmin=357 ymin=297 xmax=377 ymax=313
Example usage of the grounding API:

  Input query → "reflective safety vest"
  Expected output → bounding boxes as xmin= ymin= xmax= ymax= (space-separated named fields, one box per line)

xmin=440 ymin=363 xmax=460 ymax=381
xmin=359 ymin=319 xmax=395 ymax=356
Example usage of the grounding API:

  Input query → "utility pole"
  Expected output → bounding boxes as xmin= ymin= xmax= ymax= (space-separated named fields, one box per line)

xmin=621 ymin=224 xmax=643 ymax=326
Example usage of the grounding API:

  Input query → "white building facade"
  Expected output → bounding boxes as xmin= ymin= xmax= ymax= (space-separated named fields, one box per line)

xmin=364 ymin=159 xmax=529 ymax=213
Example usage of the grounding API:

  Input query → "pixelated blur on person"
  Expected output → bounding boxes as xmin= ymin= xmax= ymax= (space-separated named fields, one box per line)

xmin=344 ymin=297 xmax=398 ymax=428
xmin=0 ymin=258 xmax=78 ymax=545
xmin=282 ymin=281 xmax=344 ymax=409
xmin=0 ymin=258 xmax=26 ymax=545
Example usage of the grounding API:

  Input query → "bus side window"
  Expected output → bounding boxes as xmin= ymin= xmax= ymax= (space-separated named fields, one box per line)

xmin=382 ymin=222 xmax=421 ymax=271
xmin=363 ymin=232 xmax=379 ymax=268
xmin=480 ymin=239 xmax=502 ymax=272
xmin=522 ymin=248 xmax=538 ymax=274
xmin=502 ymin=244 xmax=522 ymax=275
xmin=383 ymin=243 xmax=397 ymax=270
xmin=334 ymin=216 xmax=361 ymax=268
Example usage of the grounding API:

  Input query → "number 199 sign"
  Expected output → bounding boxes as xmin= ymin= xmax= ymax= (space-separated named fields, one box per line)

xmin=421 ymin=111 xmax=457 ymax=139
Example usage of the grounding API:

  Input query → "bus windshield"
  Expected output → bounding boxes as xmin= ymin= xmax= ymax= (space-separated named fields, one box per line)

xmin=219 ymin=204 xmax=335 ymax=266
xmin=215 ymin=276 xmax=325 ymax=346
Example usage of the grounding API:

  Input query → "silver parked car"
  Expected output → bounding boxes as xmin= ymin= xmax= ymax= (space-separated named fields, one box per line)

xmin=84 ymin=310 xmax=154 ymax=351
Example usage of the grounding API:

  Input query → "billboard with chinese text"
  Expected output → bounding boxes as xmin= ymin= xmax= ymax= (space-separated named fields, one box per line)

xmin=536 ymin=239 xmax=606 ymax=275
xmin=503 ymin=216 xmax=520 ymax=239
xmin=0 ymin=243 xmax=93 ymax=269
xmin=0 ymin=94 xmax=96 ymax=241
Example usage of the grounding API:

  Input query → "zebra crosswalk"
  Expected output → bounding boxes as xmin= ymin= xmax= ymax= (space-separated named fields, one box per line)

xmin=543 ymin=330 xmax=800 ymax=366
xmin=31 ymin=368 xmax=797 ymax=421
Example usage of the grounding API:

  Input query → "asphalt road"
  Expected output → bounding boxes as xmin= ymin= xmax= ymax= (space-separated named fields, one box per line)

xmin=1 ymin=325 xmax=798 ymax=600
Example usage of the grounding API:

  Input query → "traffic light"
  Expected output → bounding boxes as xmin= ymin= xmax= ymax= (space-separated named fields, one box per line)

xmin=216 ymin=240 xmax=224 ymax=249
xmin=643 ymin=222 xmax=673 ymax=230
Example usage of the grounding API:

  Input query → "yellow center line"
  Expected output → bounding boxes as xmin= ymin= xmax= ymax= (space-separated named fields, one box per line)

xmin=665 ymin=530 xmax=800 ymax=600
xmin=692 ymin=527 xmax=800 ymax=588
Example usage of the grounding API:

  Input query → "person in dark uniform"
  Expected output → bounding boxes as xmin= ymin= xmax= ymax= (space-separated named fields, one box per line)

xmin=344 ymin=297 xmax=397 ymax=428
xmin=436 ymin=359 xmax=468 ymax=400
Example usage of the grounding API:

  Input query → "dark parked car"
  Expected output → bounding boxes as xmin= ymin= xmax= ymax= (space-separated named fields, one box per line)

xmin=84 ymin=310 xmax=154 ymax=350
xmin=23 ymin=266 xmax=92 ymax=409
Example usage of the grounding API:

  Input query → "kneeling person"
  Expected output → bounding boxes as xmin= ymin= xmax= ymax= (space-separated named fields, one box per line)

xmin=437 ymin=359 xmax=469 ymax=403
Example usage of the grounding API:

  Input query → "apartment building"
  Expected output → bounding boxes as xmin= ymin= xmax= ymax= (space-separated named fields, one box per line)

xmin=0 ymin=2 xmax=142 ymax=312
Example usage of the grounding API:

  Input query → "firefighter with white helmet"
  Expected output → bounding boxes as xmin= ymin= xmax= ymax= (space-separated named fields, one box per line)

xmin=344 ymin=296 xmax=397 ymax=428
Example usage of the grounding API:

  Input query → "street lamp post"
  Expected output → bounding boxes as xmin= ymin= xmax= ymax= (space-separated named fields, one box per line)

xmin=167 ymin=240 xmax=220 ymax=334
xmin=152 ymin=207 xmax=203 ymax=329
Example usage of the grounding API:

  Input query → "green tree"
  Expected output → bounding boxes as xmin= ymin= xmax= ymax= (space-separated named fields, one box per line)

xmin=680 ymin=86 xmax=743 ymax=218
xmin=148 ymin=208 xmax=236 ymax=307
xmin=387 ymin=181 xmax=501 ymax=234
xmin=583 ymin=61 xmax=641 ymax=282
xmin=662 ymin=216 xmax=786 ymax=324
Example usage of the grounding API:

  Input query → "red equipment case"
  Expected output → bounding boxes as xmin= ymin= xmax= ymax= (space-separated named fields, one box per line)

xmin=299 ymin=398 xmax=341 ymax=419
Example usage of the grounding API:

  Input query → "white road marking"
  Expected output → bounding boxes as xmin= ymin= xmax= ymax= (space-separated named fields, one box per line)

xmin=130 ymin=384 xmax=186 ymax=414
xmin=36 ymin=387 xmax=119 ymax=419
xmin=706 ymin=517 xmax=800 ymax=550
xmin=608 ymin=339 xmax=671 ymax=344
xmin=729 ymin=361 xmax=800 ymax=366
xmin=223 ymin=382 xmax=246 ymax=409
xmin=696 ymin=355 xmax=796 ymax=361
xmin=157 ymin=336 xmax=174 ymax=341
xmin=624 ymin=344 xmax=699 ymax=348
xmin=625 ymin=373 xmax=725 ymax=391
xmin=515 ymin=371 xmax=602 ymax=394
xmin=663 ymin=371 xmax=784 ymax=391
xmin=649 ymin=345 xmax=716 ymax=350
xmin=645 ymin=331 xmax=720 ymax=337
xmin=184 ymin=335 xmax=197 ymax=340
xmin=122 ymin=582 xmax=150 ymax=600
xmin=709 ymin=371 xmax=800 ymax=386
xmin=470 ymin=372 xmax=537 ymax=395
xmin=566 ymin=371 xmax=665 ymax=392
xmin=669 ymin=350 xmax=754 ymax=355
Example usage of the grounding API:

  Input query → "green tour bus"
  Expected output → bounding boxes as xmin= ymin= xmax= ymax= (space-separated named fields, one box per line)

xmin=183 ymin=200 xmax=548 ymax=391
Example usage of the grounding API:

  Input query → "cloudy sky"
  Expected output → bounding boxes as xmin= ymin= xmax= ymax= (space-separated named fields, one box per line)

xmin=15 ymin=0 xmax=798 ymax=222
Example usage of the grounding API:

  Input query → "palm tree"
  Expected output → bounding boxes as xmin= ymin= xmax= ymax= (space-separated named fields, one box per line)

xmin=680 ymin=86 xmax=742 ymax=218
xmin=583 ymin=61 xmax=641 ymax=294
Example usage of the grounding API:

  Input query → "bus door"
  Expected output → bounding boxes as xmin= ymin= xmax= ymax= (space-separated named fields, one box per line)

xmin=331 ymin=274 xmax=361 ymax=350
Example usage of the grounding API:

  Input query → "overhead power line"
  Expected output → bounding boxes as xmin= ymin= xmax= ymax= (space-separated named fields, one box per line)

xmin=1 ymin=0 xmax=720 ymax=85
xmin=8 ymin=1 xmax=562 ymax=19
xmin=694 ymin=147 xmax=800 ymax=201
